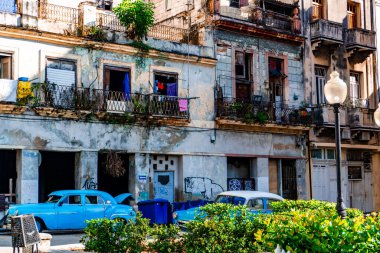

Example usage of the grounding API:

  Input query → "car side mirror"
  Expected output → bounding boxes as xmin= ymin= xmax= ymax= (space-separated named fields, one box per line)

xmin=105 ymin=200 xmax=111 ymax=205
xmin=57 ymin=202 xmax=63 ymax=207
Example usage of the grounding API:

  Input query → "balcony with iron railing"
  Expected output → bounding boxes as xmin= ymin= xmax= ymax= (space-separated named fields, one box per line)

xmin=17 ymin=84 xmax=191 ymax=119
xmin=216 ymin=5 xmax=301 ymax=37
xmin=216 ymin=97 xmax=316 ymax=126
xmin=345 ymin=28 xmax=376 ymax=50
xmin=310 ymin=19 xmax=343 ymax=44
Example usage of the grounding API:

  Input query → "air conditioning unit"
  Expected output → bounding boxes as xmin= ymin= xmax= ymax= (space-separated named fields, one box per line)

xmin=341 ymin=129 xmax=351 ymax=140
xmin=360 ymin=132 xmax=371 ymax=141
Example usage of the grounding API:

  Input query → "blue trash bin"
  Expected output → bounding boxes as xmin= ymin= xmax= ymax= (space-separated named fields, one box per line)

xmin=137 ymin=199 xmax=170 ymax=225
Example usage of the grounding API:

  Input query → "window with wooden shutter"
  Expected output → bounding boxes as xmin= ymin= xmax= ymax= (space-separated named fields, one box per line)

xmin=315 ymin=67 xmax=326 ymax=105
xmin=347 ymin=1 xmax=360 ymax=29
xmin=0 ymin=54 xmax=11 ymax=79
xmin=312 ymin=0 xmax=324 ymax=20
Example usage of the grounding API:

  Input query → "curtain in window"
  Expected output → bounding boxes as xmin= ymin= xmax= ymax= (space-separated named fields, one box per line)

xmin=123 ymin=72 xmax=130 ymax=100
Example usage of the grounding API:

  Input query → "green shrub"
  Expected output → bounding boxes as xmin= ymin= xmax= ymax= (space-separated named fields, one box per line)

xmin=81 ymin=213 xmax=150 ymax=253
xmin=255 ymin=210 xmax=380 ymax=253
xmin=113 ymin=0 xmax=155 ymax=41
xmin=271 ymin=199 xmax=364 ymax=218
xmin=184 ymin=203 xmax=261 ymax=253
xmin=147 ymin=224 xmax=183 ymax=253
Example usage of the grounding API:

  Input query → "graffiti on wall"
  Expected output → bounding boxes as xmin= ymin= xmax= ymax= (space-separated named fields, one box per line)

xmin=82 ymin=177 xmax=97 ymax=190
xmin=184 ymin=177 xmax=224 ymax=200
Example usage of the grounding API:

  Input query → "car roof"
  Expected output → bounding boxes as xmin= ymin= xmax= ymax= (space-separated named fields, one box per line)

xmin=49 ymin=190 xmax=111 ymax=197
xmin=218 ymin=191 xmax=284 ymax=200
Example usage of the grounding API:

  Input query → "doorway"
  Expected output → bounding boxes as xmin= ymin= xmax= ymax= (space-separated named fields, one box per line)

xmin=0 ymin=150 xmax=17 ymax=202
xmin=282 ymin=159 xmax=297 ymax=200
xmin=97 ymin=152 xmax=129 ymax=197
xmin=38 ymin=151 xmax=75 ymax=202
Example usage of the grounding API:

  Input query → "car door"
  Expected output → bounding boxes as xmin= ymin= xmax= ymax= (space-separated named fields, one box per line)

xmin=84 ymin=194 xmax=106 ymax=221
xmin=246 ymin=198 xmax=264 ymax=214
xmin=57 ymin=194 xmax=85 ymax=229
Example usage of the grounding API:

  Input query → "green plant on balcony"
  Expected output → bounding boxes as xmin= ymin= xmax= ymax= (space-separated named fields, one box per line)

xmin=85 ymin=26 xmax=106 ymax=42
xmin=113 ymin=0 xmax=155 ymax=41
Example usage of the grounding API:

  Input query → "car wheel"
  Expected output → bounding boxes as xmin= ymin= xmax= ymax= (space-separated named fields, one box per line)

xmin=35 ymin=218 xmax=44 ymax=232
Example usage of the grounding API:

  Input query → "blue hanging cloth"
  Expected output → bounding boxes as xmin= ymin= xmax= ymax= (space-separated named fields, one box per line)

xmin=167 ymin=83 xmax=177 ymax=97
xmin=123 ymin=72 xmax=131 ymax=100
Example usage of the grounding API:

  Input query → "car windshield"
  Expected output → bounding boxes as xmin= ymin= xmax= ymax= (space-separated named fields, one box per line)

xmin=215 ymin=195 xmax=245 ymax=205
xmin=46 ymin=195 xmax=62 ymax=203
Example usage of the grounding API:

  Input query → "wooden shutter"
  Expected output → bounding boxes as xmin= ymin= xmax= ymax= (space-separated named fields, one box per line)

xmin=1 ymin=56 xmax=11 ymax=79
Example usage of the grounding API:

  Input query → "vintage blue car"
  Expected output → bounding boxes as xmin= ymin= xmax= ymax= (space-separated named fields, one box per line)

xmin=5 ymin=190 xmax=136 ymax=232
xmin=172 ymin=191 xmax=284 ymax=225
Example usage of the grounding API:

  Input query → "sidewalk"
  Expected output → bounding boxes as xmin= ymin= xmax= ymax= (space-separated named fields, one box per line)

xmin=0 ymin=243 xmax=85 ymax=252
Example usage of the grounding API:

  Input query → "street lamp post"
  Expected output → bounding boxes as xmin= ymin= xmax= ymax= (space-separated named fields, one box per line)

xmin=324 ymin=71 xmax=347 ymax=218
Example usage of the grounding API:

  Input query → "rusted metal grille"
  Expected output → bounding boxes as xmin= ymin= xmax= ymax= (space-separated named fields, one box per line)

xmin=31 ymin=83 xmax=190 ymax=119
xmin=0 ymin=0 xmax=17 ymax=14
xmin=96 ymin=12 xmax=126 ymax=32
xmin=11 ymin=215 xmax=40 ymax=248
xmin=40 ymin=3 xmax=79 ymax=24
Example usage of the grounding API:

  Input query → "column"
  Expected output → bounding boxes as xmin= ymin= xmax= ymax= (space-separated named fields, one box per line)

xmin=75 ymin=151 xmax=98 ymax=190
xmin=133 ymin=153 xmax=150 ymax=202
xmin=78 ymin=2 xmax=97 ymax=33
xmin=16 ymin=150 xmax=39 ymax=204
xmin=252 ymin=157 xmax=269 ymax=192
xmin=296 ymin=159 xmax=307 ymax=200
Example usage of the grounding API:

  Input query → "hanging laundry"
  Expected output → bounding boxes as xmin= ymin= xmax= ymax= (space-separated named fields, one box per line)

xmin=166 ymin=83 xmax=177 ymax=97
xmin=179 ymin=99 xmax=188 ymax=112
xmin=123 ymin=72 xmax=131 ymax=100
xmin=157 ymin=82 xmax=164 ymax=90
xmin=154 ymin=80 xmax=158 ymax=93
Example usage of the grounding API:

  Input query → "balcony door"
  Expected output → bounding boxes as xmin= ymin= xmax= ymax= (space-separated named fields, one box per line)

xmin=315 ymin=67 xmax=326 ymax=105
xmin=235 ymin=51 xmax=252 ymax=102
xmin=269 ymin=58 xmax=285 ymax=122
xmin=103 ymin=65 xmax=131 ymax=112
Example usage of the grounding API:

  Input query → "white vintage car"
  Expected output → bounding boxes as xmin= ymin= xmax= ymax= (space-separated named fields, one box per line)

xmin=172 ymin=191 xmax=284 ymax=225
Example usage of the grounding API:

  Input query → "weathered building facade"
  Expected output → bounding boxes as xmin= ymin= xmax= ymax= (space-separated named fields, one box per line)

xmin=155 ymin=0 xmax=310 ymax=200
xmin=303 ymin=0 xmax=378 ymax=212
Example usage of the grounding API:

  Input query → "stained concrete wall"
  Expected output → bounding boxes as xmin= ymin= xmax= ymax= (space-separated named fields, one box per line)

xmin=75 ymin=151 xmax=98 ymax=190
xmin=16 ymin=150 xmax=39 ymax=203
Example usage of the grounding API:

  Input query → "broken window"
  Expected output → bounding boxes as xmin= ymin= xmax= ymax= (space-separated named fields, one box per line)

xmin=154 ymin=72 xmax=178 ymax=97
xmin=46 ymin=58 xmax=76 ymax=86
xmin=0 ymin=54 xmax=11 ymax=79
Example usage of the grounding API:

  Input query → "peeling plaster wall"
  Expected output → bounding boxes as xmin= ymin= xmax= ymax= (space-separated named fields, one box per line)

xmin=0 ymin=118 xmax=304 ymax=158
xmin=215 ymin=30 xmax=304 ymax=106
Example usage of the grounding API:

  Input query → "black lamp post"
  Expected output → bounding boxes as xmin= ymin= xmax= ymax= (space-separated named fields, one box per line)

xmin=324 ymin=71 xmax=347 ymax=218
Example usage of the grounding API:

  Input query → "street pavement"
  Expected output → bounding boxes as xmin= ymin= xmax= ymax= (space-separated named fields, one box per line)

xmin=0 ymin=230 xmax=85 ymax=252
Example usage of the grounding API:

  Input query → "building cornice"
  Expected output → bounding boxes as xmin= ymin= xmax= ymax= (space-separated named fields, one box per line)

xmin=0 ymin=26 xmax=217 ymax=67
